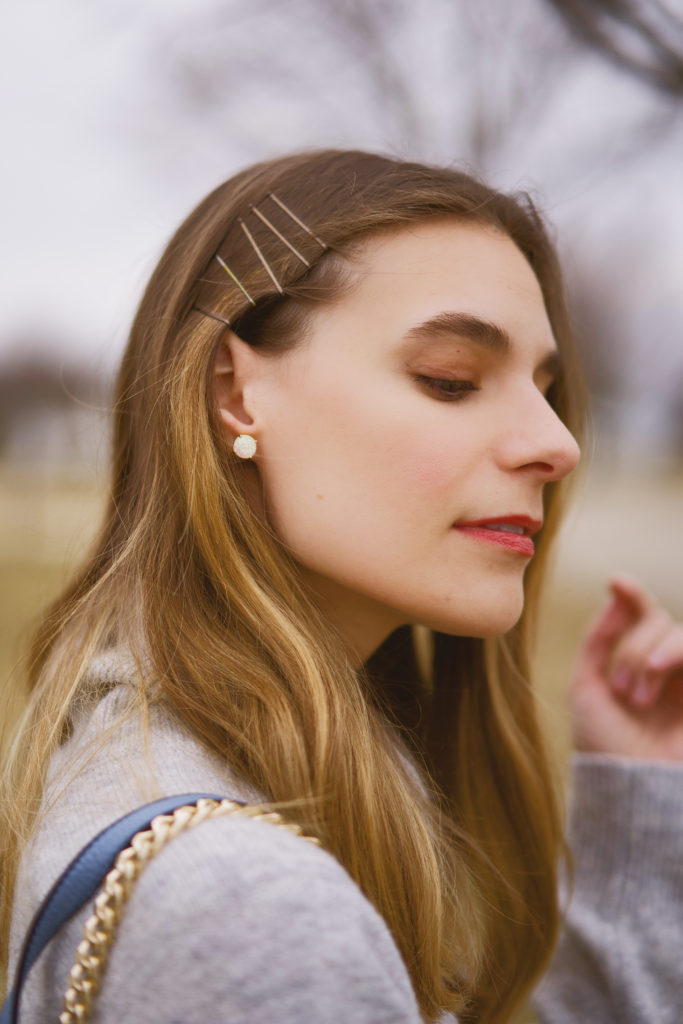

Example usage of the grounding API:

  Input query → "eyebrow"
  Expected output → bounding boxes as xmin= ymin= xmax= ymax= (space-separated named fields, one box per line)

xmin=404 ymin=311 xmax=561 ymax=379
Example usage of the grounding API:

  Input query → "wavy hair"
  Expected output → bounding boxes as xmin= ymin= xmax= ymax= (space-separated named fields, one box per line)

xmin=0 ymin=150 xmax=585 ymax=1022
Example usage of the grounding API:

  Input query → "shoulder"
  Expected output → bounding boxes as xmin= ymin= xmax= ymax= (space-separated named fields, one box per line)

xmin=14 ymin=680 xmax=253 ymax=910
xmin=91 ymin=811 xmax=422 ymax=1024
xmin=13 ymin=669 xmax=421 ymax=1022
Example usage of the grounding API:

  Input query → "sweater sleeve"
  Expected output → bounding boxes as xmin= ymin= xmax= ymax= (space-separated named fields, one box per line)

xmin=81 ymin=813 xmax=423 ymax=1024
xmin=532 ymin=754 xmax=683 ymax=1024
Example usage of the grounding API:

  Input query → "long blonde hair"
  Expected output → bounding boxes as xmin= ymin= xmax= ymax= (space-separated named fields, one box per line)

xmin=1 ymin=150 xmax=585 ymax=1022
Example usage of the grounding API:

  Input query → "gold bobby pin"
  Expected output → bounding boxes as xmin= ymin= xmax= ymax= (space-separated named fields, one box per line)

xmin=239 ymin=218 xmax=284 ymax=294
xmin=214 ymin=253 xmax=256 ymax=306
xmin=210 ymin=197 xmax=326 ymax=308
xmin=193 ymin=305 xmax=232 ymax=328
xmin=250 ymin=205 xmax=311 ymax=267
xmin=268 ymin=193 xmax=328 ymax=250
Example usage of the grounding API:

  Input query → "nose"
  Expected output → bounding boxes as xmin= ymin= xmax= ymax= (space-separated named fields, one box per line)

xmin=497 ymin=391 xmax=581 ymax=482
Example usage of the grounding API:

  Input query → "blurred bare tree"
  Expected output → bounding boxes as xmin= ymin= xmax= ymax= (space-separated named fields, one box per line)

xmin=547 ymin=0 xmax=683 ymax=96
xmin=0 ymin=352 xmax=107 ymax=473
xmin=126 ymin=0 xmax=682 ymax=454
xmin=137 ymin=0 xmax=682 ymax=179
xmin=138 ymin=0 xmax=579 ymax=174
xmin=4 ymin=0 xmax=681 ymax=460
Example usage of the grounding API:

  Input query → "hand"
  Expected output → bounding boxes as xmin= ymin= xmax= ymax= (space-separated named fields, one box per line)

xmin=570 ymin=574 xmax=683 ymax=761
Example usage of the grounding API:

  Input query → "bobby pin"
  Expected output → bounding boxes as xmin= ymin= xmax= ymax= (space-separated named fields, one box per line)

xmin=193 ymin=305 xmax=232 ymax=328
xmin=268 ymin=193 xmax=328 ymax=250
xmin=239 ymin=218 xmax=284 ymax=294
xmin=214 ymin=253 xmax=256 ymax=306
xmin=250 ymin=205 xmax=311 ymax=267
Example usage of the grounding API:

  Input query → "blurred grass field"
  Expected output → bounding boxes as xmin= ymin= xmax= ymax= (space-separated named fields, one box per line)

xmin=2 ymin=459 xmax=682 ymax=760
xmin=0 ymin=466 xmax=105 ymax=745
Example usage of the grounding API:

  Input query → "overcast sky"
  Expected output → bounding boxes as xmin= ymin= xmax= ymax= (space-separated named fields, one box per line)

xmin=1 ymin=0 xmax=682 ymax=451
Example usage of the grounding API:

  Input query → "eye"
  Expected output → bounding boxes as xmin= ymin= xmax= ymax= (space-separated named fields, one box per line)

xmin=413 ymin=374 xmax=480 ymax=402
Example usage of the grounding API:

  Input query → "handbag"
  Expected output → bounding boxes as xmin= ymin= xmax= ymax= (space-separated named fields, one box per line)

xmin=1 ymin=793 xmax=320 ymax=1024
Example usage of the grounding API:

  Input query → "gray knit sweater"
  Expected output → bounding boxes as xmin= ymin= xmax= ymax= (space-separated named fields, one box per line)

xmin=8 ymin=653 xmax=683 ymax=1023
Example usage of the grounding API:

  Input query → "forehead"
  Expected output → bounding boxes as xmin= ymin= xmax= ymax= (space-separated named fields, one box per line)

xmin=347 ymin=218 xmax=551 ymax=332
xmin=288 ymin=218 xmax=561 ymax=379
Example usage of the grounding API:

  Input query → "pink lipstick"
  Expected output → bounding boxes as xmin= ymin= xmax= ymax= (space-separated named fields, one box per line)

xmin=453 ymin=516 xmax=541 ymax=558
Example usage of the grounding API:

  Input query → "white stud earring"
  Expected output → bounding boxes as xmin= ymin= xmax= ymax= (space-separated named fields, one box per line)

xmin=233 ymin=434 xmax=257 ymax=459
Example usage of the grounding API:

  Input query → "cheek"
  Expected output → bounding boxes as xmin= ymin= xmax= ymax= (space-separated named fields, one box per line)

xmin=262 ymin=391 xmax=467 ymax=557
xmin=408 ymin=446 xmax=459 ymax=494
xmin=397 ymin=413 xmax=483 ymax=509
xmin=308 ymin=389 xmax=456 ymax=509
xmin=256 ymin=349 xmax=483 ymax=560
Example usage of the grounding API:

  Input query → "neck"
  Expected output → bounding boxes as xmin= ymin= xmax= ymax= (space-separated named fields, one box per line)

xmin=298 ymin=570 xmax=405 ymax=667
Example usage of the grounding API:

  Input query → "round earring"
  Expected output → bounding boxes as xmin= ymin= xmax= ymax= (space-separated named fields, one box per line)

xmin=233 ymin=434 xmax=257 ymax=459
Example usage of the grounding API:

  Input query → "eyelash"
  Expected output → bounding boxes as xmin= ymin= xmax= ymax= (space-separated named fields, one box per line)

xmin=413 ymin=375 xmax=480 ymax=402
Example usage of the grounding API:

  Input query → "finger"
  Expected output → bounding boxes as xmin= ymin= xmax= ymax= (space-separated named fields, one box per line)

xmin=666 ymin=674 xmax=683 ymax=708
xmin=610 ymin=608 xmax=672 ymax=705
xmin=608 ymin=574 xmax=658 ymax=619
xmin=579 ymin=588 xmax=639 ymax=677
xmin=645 ymin=623 xmax=683 ymax=677
xmin=636 ymin=661 xmax=683 ymax=712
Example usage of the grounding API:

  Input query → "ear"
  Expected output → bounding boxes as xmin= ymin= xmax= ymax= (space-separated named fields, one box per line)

xmin=210 ymin=331 xmax=262 ymax=443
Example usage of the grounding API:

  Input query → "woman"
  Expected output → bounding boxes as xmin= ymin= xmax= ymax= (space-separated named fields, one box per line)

xmin=1 ymin=150 xmax=682 ymax=1023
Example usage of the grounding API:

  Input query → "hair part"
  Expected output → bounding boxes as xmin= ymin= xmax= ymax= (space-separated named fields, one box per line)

xmin=1 ymin=149 xmax=585 ymax=1022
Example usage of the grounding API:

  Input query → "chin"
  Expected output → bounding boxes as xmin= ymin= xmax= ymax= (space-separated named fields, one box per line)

xmin=421 ymin=593 xmax=525 ymax=639
xmin=464 ymin=614 xmax=523 ymax=639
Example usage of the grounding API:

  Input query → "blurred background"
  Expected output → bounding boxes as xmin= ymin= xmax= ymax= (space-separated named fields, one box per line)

xmin=2 ymin=0 xmax=683 ymax=758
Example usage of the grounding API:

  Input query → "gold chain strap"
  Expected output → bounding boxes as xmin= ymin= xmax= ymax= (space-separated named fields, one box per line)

xmin=59 ymin=798 xmax=321 ymax=1023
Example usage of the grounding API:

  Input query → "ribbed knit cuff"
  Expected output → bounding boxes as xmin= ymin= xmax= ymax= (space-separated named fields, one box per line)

xmin=567 ymin=753 xmax=683 ymax=914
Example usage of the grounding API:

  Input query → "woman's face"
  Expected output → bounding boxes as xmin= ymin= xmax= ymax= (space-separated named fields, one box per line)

xmin=232 ymin=219 xmax=580 ymax=661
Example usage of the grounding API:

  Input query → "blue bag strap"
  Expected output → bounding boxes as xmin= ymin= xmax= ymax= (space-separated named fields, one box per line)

xmin=1 ymin=792 xmax=232 ymax=1024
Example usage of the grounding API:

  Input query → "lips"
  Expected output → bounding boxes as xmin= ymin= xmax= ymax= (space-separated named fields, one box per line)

xmin=452 ymin=516 xmax=542 ymax=557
